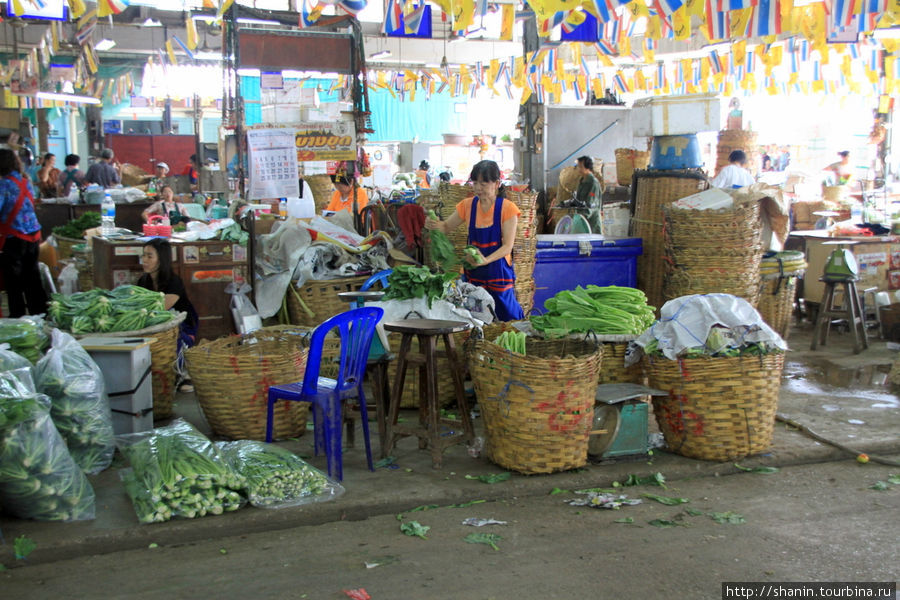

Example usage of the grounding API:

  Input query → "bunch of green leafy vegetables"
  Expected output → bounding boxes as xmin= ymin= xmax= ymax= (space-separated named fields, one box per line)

xmin=382 ymin=265 xmax=457 ymax=308
xmin=0 ymin=317 xmax=50 ymax=364
xmin=643 ymin=326 xmax=783 ymax=358
xmin=531 ymin=285 xmax=656 ymax=337
xmin=52 ymin=212 xmax=101 ymax=240
xmin=0 ymin=369 xmax=96 ymax=522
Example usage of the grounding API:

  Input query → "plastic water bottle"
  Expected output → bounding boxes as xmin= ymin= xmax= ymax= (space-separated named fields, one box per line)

xmin=279 ymin=198 xmax=288 ymax=218
xmin=101 ymin=193 xmax=116 ymax=236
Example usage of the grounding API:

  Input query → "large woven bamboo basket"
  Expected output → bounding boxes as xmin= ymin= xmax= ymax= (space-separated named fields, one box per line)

xmin=184 ymin=326 xmax=309 ymax=440
xmin=644 ymin=353 xmax=785 ymax=461
xmin=615 ymin=148 xmax=650 ymax=186
xmin=306 ymin=174 xmax=335 ymax=213
xmin=632 ymin=171 xmax=709 ymax=312
xmin=716 ymin=129 xmax=760 ymax=176
xmin=286 ymin=274 xmax=370 ymax=328
xmin=663 ymin=198 xmax=764 ymax=306
xmin=78 ymin=313 xmax=186 ymax=420
xmin=72 ymin=244 xmax=94 ymax=292
xmin=514 ymin=276 xmax=535 ymax=316
xmin=55 ymin=235 xmax=84 ymax=261
xmin=599 ymin=340 xmax=644 ymax=385
xmin=470 ymin=338 xmax=603 ymax=474
xmin=822 ymin=185 xmax=849 ymax=202
xmin=757 ymin=252 xmax=806 ymax=340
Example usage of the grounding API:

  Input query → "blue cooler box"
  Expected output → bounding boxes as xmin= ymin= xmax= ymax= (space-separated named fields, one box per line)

xmin=530 ymin=234 xmax=642 ymax=315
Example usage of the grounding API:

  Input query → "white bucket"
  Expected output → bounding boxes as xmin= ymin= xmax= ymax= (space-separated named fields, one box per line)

xmin=601 ymin=203 xmax=631 ymax=238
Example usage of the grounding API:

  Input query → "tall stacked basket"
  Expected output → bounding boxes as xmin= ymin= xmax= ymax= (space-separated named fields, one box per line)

xmin=663 ymin=198 xmax=764 ymax=306
xmin=631 ymin=171 xmax=708 ymax=311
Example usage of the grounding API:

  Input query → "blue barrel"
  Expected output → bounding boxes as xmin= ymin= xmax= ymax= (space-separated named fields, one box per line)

xmin=649 ymin=134 xmax=702 ymax=170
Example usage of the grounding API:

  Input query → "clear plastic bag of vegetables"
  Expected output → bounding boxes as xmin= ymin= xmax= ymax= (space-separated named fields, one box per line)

xmin=34 ymin=330 xmax=115 ymax=475
xmin=216 ymin=440 xmax=345 ymax=509
xmin=115 ymin=419 xmax=247 ymax=523
xmin=0 ymin=343 xmax=33 ymax=372
xmin=0 ymin=316 xmax=50 ymax=364
xmin=0 ymin=368 xmax=96 ymax=521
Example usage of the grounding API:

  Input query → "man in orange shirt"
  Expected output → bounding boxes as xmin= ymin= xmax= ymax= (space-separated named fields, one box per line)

xmin=325 ymin=174 xmax=369 ymax=214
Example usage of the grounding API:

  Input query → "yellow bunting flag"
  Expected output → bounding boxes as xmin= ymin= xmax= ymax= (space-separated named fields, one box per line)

xmin=598 ymin=54 xmax=614 ymax=67
xmin=68 ymin=0 xmax=87 ymax=19
xmin=10 ymin=0 xmax=26 ymax=17
xmin=685 ymin=0 xmax=705 ymax=17
xmin=674 ymin=10 xmax=691 ymax=40
xmin=501 ymin=4 xmax=515 ymax=41
xmin=165 ymin=39 xmax=177 ymax=65
xmin=592 ymin=76 xmax=604 ymax=99
xmin=732 ymin=39 xmax=747 ymax=67
xmin=186 ymin=14 xmax=199 ymax=50
xmin=520 ymin=88 xmax=532 ymax=105
xmin=646 ymin=14 xmax=662 ymax=40
xmin=84 ymin=45 xmax=98 ymax=74
xmin=634 ymin=69 xmax=646 ymax=90
xmin=643 ymin=43 xmax=655 ymax=63
xmin=730 ymin=8 xmax=752 ymax=37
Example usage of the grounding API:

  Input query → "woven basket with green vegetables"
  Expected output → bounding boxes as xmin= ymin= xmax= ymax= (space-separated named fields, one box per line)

xmin=531 ymin=285 xmax=655 ymax=337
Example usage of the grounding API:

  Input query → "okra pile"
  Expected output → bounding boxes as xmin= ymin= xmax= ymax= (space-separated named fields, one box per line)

xmin=217 ymin=440 xmax=342 ymax=508
xmin=494 ymin=330 xmax=527 ymax=355
xmin=49 ymin=285 xmax=176 ymax=334
xmin=117 ymin=420 xmax=246 ymax=523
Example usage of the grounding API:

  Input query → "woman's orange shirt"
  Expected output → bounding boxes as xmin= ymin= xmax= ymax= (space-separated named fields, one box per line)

xmin=454 ymin=196 xmax=521 ymax=265
xmin=326 ymin=188 xmax=369 ymax=214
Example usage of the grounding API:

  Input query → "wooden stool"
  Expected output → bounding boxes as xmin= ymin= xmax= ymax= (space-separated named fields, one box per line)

xmin=384 ymin=318 xmax=474 ymax=468
xmin=810 ymin=277 xmax=868 ymax=354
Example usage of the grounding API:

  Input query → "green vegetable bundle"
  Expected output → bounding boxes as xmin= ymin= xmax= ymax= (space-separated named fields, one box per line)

xmin=425 ymin=209 xmax=460 ymax=271
xmin=216 ymin=440 xmax=344 ymax=508
xmin=0 ymin=317 xmax=50 ymax=364
xmin=0 ymin=345 xmax=32 ymax=372
xmin=383 ymin=265 xmax=457 ymax=308
xmin=49 ymin=285 xmax=174 ymax=334
xmin=117 ymin=419 xmax=246 ymax=523
xmin=52 ymin=212 xmax=101 ymax=240
xmin=494 ymin=330 xmax=527 ymax=355
xmin=642 ymin=330 xmax=782 ymax=359
xmin=531 ymin=285 xmax=656 ymax=337
xmin=35 ymin=330 xmax=115 ymax=475
xmin=0 ymin=369 xmax=96 ymax=521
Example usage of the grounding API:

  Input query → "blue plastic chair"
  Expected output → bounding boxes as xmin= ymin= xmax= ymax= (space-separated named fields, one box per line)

xmin=265 ymin=306 xmax=384 ymax=481
xmin=361 ymin=269 xmax=392 ymax=291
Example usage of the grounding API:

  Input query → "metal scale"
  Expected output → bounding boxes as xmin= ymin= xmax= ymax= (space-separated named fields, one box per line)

xmin=821 ymin=240 xmax=859 ymax=281
xmin=588 ymin=383 xmax=668 ymax=459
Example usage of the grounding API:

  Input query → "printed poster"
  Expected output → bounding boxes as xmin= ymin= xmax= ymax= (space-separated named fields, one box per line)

xmin=247 ymin=128 xmax=299 ymax=200
xmin=295 ymin=121 xmax=356 ymax=162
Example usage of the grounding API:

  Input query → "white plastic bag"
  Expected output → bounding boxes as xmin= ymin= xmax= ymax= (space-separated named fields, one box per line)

xmin=226 ymin=282 xmax=262 ymax=334
xmin=58 ymin=262 xmax=79 ymax=295
xmin=34 ymin=330 xmax=115 ymax=475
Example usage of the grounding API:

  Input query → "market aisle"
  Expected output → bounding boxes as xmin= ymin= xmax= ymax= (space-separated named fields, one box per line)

xmin=3 ymin=460 xmax=897 ymax=599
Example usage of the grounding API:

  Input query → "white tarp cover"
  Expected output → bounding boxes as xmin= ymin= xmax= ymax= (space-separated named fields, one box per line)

xmin=635 ymin=294 xmax=788 ymax=360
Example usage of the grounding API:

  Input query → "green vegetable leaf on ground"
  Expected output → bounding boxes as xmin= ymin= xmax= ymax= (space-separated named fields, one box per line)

xmin=400 ymin=521 xmax=430 ymax=539
xmin=448 ymin=499 xmax=486 ymax=508
xmin=14 ymin=535 xmax=36 ymax=560
xmin=648 ymin=519 xmax=686 ymax=528
xmin=685 ymin=508 xmax=706 ymax=516
xmin=549 ymin=487 xmax=570 ymax=495
xmin=373 ymin=456 xmax=396 ymax=469
xmin=734 ymin=463 xmax=780 ymax=474
xmin=464 ymin=532 xmax=502 ymax=551
xmin=870 ymin=481 xmax=891 ymax=491
xmin=621 ymin=472 xmax=667 ymax=488
xmin=465 ymin=472 xmax=511 ymax=484
xmin=642 ymin=493 xmax=690 ymax=505
xmin=574 ymin=487 xmax=618 ymax=494
xmin=709 ymin=511 xmax=746 ymax=525
xmin=614 ymin=517 xmax=634 ymax=524
xmin=887 ymin=474 xmax=900 ymax=485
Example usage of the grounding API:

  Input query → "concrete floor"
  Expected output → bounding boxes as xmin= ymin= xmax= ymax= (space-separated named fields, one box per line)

xmin=1 ymin=319 xmax=898 ymax=577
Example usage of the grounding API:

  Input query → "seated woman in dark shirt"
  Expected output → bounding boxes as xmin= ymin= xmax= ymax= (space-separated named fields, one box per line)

xmin=137 ymin=238 xmax=199 ymax=391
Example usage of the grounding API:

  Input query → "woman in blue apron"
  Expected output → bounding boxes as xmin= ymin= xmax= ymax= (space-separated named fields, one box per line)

xmin=424 ymin=160 xmax=524 ymax=321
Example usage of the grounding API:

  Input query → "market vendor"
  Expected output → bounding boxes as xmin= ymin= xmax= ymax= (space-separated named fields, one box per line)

xmin=416 ymin=160 xmax=432 ymax=188
xmin=325 ymin=174 xmax=369 ymax=214
xmin=711 ymin=150 xmax=755 ymax=189
xmin=0 ymin=148 xmax=48 ymax=317
xmin=825 ymin=151 xmax=853 ymax=185
xmin=59 ymin=154 xmax=84 ymax=196
xmin=574 ymin=155 xmax=603 ymax=233
xmin=84 ymin=148 xmax=121 ymax=188
xmin=137 ymin=238 xmax=198 ymax=392
xmin=36 ymin=153 xmax=60 ymax=199
xmin=141 ymin=184 xmax=192 ymax=224
xmin=147 ymin=162 xmax=169 ymax=193
xmin=424 ymin=159 xmax=525 ymax=321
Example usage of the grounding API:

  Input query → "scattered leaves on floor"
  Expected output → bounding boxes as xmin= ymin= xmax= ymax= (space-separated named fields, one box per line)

xmin=888 ymin=474 xmax=900 ymax=485
xmin=549 ymin=487 xmax=570 ymax=495
xmin=465 ymin=472 xmax=511 ymax=484
xmin=870 ymin=481 xmax=891 ymax=491
xmin=448 ymin=499 xmax=486 ymax=508
xmin=374 ymin=456 xmax=396 ymax=469
xmin=464 ymin=532 xmax=502 ymax=551
xmin=648 ymin=519 xmax=686 ymax=528
xmin=13 ymin=536 xmax=35 ymax=560
xmin=642 ymin=493 xmax=690 ymax=505
xmin=709 ymin=511 xmax=746 ymax=525
xmin=614 ymin=517 xmax=634 ymax=524
xmin=685 ymin=508 xmax=706 ymax=516
xmin=148 ymin=543 xmax=159 ymax=549
xmin=734 ymin=463 xmax=780 ymax=474
xmin=219 ymin=548 xmax=227 ymax=555
xmin=399 ymin=521 xmax=430 ymax=539
xmin=617 ymin=472 xmax=667 ymax=488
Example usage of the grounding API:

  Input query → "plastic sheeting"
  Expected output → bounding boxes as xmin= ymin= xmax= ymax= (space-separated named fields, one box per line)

xmin=635 ymin=294 xmax=788 ymax=361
